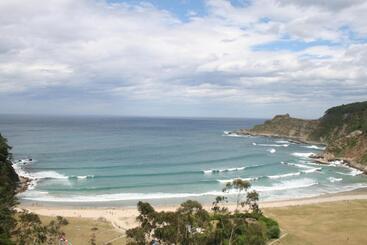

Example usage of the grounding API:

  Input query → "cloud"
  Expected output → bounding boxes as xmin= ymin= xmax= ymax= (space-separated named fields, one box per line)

xmin=0 ymin=0 xmax=366 ymax=117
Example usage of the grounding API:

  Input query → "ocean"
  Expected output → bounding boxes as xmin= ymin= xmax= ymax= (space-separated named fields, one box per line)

xmin=1 ymin=114 xmax=366 ymax=207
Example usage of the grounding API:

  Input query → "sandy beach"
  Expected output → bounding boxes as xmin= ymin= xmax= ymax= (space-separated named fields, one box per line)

xmin=19 ymin=188 xmax=367 ymax=233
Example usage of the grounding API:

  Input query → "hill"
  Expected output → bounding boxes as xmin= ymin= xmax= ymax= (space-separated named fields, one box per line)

xmin=235 ymin=101 xmax=367 ymax=171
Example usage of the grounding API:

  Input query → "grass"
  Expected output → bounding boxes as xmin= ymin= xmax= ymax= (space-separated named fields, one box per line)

xmin=264 ymin=200 xmax=367 ymax=245
xmin=38 ymin=200 xmax=367 ymax=244
xmin=40 ymin=215 xmax=125 ymax=245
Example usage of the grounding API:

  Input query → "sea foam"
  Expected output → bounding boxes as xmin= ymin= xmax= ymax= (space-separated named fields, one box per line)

xmin=19 ymin=190 xmax=226 ymax=203
xmin=203 ymin=167 xmax=246 ymax=174
xmin=302 ymin=145 xmax=326 ymax=150
xmin=275 ymin=140 xmax=290 ymax=144
xmin=328 ymin=177 xmax=342 ymax=183
xmin=258 ymin=143 xmax=289 ymax=147
xmin=253 ymin=178 xmax=318 ymax=192
xmin=291 ymin=152 xmax=315 ymax=158
xmin=268 ymin=148 xmax=276 ymax=154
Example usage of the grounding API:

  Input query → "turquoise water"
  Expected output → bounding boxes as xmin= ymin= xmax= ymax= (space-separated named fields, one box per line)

xmin=1 ymin=114 xmax=367 ymax=206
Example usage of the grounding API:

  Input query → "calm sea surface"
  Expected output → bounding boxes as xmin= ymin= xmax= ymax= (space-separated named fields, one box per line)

xmin=1 ymin=114 xmax=366 ymax=206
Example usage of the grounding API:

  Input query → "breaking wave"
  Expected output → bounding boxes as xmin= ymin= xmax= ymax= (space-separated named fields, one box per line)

xmin=216 ymin=177 xmax=263 ymax=183
xmin=275 ymin=140 xmax=290 ymax=144
xmin=337 ymin=169 xmax=363 ymax=176
xmin=328 ymin=177 xmax=342 ymax=183
xmin=291 ymin=152 xmax=315 ymax=158
xmin=253 ymin=178 xmax=318 ymax=192
xmin=268 ymin=148 xmax=276 ymax=154
xmin=217 ymin=167 xmax=321 ymax=183
xmin=258 ymin=143 xmax=289 ymax=147
xmin=203 ymin=167 xmax=246 ymax=174
xmin=202 ymin=163 xmax=274 ymax=174
xmin=302 ymin=145 xmax=326 ymax=150
xmin=281 ymin=162 xmax=314 ymax=169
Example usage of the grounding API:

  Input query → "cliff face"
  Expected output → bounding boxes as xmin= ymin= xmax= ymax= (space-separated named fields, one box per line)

xmin=237 ymin=101 xmax=367 ymax=169
xmin=246 ymin=114 xmax=320 ymax=143
xmin=313 ymin=102 xmax=367 ymax=166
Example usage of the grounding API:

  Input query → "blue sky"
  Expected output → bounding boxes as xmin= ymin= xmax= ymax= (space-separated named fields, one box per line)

xmin=0 ymin=0 xmax=366 ymax=118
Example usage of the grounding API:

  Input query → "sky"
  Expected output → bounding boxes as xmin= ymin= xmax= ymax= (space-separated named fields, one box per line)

xmin=0 ymin=0 xmax=367 ymax=119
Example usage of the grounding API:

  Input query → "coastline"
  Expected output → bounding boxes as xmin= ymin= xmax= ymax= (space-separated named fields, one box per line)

xmin=232 ymin=130 xmax=321 ymax=145
xmin=229 ymin=130 xmax=367 ymax=174
xmin=19 ymin=187 xmax=367 ymax=232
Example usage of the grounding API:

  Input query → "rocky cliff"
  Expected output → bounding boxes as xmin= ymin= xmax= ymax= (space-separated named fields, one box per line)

xmin=235 ymin=114 xmax=320 ymax=144
xmin=235 ymin=101 xmax=367 ymax=171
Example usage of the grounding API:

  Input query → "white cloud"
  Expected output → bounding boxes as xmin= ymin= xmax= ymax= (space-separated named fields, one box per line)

xmin=0 ymin=0 xmax=366 ymax=117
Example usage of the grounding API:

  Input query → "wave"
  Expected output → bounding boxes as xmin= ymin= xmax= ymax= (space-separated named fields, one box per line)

xmin=275 ymin=140 xmax=290 ymax=144
xmin=203 ymin=167 xmax=246 ymax=174
xmin=302 ymin=167 xmax=322 ymax=173
xmin=291 ymin=152 xmax=315 ymax=158
xmin=329 ymin=160 xmax=344 ymax=166
xmin=268 ymin=172 xmax=301 ymax=179
xmin=328 ymin=177 xmax=342 ymax=183
xmin=216 ymin=177 xmax=263 ymax=183
xmin=14 ymin=158 xmax=35 ymax=164
xmin=302 ymin=145 xmax=326 ymax=150
xmin=21 ymin=170 xmax=94 ymax=180
xmin=204 ymin=163 xmax=278 ymax=175
xmin=42 ymin=179 xmax=219 ymax=192
xmin=32 ymin=171 xmax=69 ymax=179
xmin=281 ymin=162 xmax=314 ymax=169
xmin=69 ymin=175 xmax=95 ymax=179
xmin=268 ymin=148 xmax=276 ymax=154
xmin=258 ymin=144 xmax=289 ymax=147
xmin=222 ymin=131 xmax=249 ymax=137
xmin=328 ymin=160 xmax=363 ymax=176
xmin=253 ymin=178 xmax=318 ymax=192
xmin=94 ymin=170 xmax=201 ymax=179
xmin=217 ymin=167 xmax=321 ymax=183
xmin=20 ymin=178 xmax=317 ymax=202
xmin=267 ymin=168 xmax=321 ymax=179
xmin=31 ymin=153 xmax=264 ymax=171
xmin=19 ymin=190 xmax=223 ymax=203
xmin=12 ymin=161 xmax=38 ymax=190
xmin=337 ymin=169 xmax=363 ymax=176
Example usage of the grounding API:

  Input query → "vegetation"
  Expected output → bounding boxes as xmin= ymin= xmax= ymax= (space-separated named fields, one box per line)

xmin=0 ymin=133 xmax=19 ymax=244
xmin=126 ymin=179 xmax=280 ymax=245
xmin=245 ymin=101 xmax=367 ymax=165
xmin=0 ymin=133 xmax=70 ymax=244
xmin=310 ymin=101 xmax=367 ymax=142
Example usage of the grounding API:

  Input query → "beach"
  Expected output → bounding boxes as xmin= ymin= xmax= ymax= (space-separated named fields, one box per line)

xmin=20 ymin=188 xmax=367 ymax=233
xmin=5 ymin=115 xmax=367 ymax=244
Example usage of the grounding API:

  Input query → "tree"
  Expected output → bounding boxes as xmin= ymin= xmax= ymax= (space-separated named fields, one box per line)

xmin=222 ymin=179 xmax=251 ymax=211
xmin=14 ymin=210 xmax=69 ymax=245
xmin=246 ymin=190 xmax=261 ymax=214
xmin=0 ymin=134 xmax=19 ymax=244
xmin=127 ymin=179 xmax=279 ymax=245
xmin=0 ymin=133 xmax=71 ymax=244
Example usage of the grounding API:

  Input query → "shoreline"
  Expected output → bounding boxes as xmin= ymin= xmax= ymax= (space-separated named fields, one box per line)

xmin=19 ymin=187 xmax=367 ymax=232
xmin=229 ymin=130 xmax=367 ymax=174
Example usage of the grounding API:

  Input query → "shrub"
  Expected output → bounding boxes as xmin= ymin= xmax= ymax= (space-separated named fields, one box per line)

xmin=259 ymin=216 xmax=280 ymax=239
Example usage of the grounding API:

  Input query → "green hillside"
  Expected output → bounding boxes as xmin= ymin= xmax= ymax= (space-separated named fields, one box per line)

xmin=310 ymin=101 xmax=367 ymax=143
xmin=241 ymin=101 xmax=367 ymax=167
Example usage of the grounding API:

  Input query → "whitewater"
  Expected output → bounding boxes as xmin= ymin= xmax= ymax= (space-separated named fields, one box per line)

xmin=1 ymin=115 xmax=367 ymax=206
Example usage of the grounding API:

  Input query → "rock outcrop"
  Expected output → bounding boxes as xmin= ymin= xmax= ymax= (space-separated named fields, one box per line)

xmin=235 ymin=114 xmax=320 ymax=144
